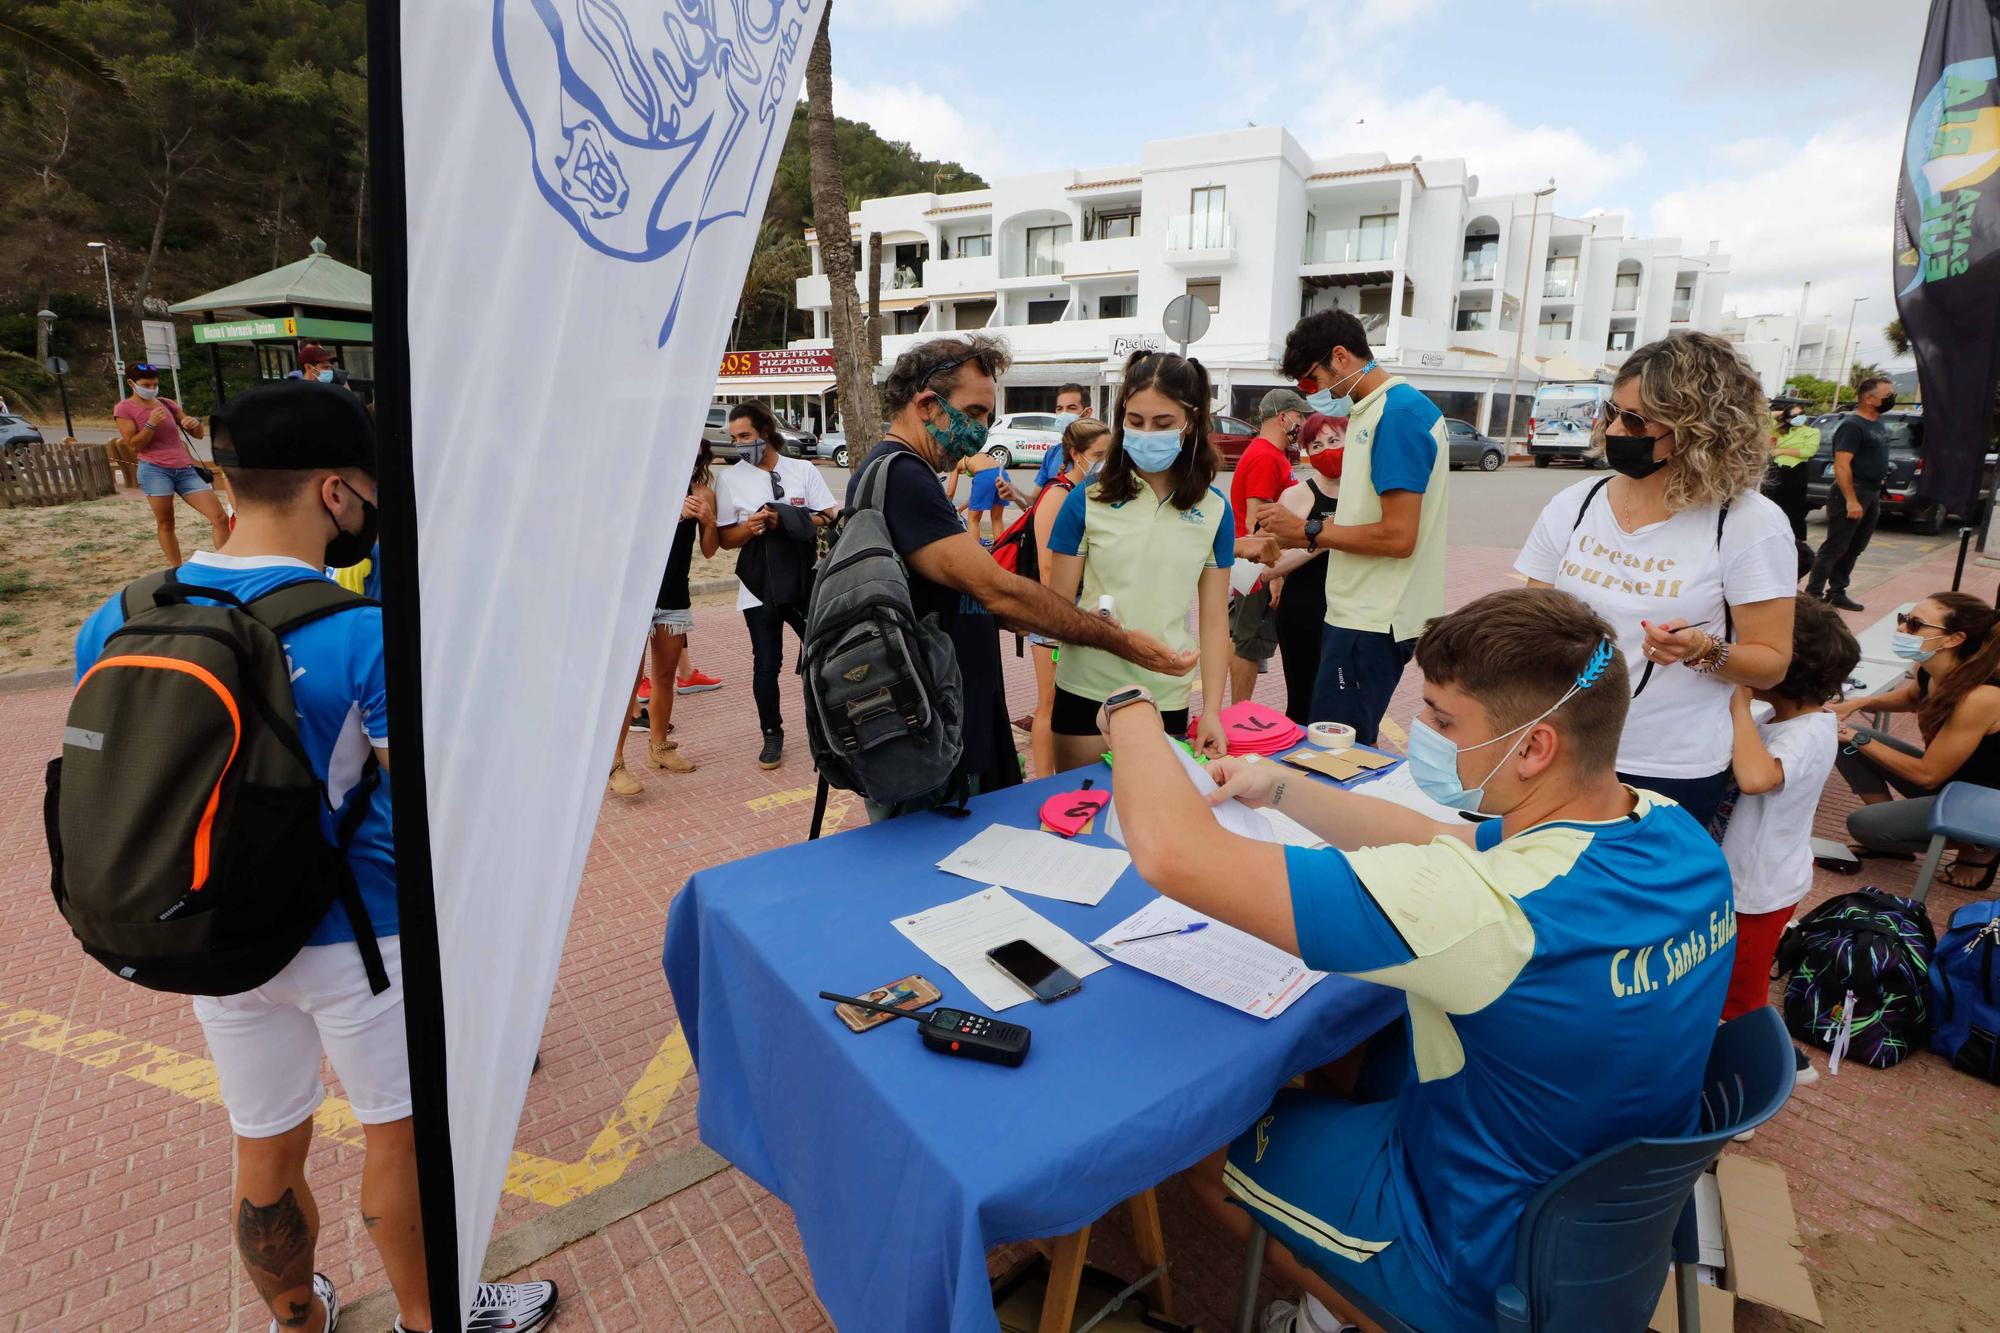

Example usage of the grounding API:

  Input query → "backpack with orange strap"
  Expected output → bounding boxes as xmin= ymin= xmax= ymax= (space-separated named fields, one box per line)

xmin=44 ymin=569 xmax=389 ymax=996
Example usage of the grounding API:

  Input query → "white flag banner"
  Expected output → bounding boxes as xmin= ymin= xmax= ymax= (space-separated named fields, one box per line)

xmin=373 ymin=1 xmax=827 ymax=1323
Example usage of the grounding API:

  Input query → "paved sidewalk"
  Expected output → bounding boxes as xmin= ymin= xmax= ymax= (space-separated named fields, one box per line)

xmin=2 ymin=539 xmax=1997 ymax=1331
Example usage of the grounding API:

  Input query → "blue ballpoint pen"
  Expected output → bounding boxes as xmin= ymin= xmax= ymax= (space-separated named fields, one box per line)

xmin=1113 ymin=921 xmax=1210 ymax=947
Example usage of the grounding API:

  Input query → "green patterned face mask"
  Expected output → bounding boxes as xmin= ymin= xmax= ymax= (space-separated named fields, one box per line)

xmin=926 ymin=397 xmax=990 ymax=460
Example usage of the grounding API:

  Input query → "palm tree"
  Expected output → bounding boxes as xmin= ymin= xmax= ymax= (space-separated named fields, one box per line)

xmin=804 ymin=2 xmax=881 ymax=463
xmin=1884 ymin=319 xmax=1910 ymax=358
xmin=0 ymin=4 xmax=123 ymax=96
xmin=732 ymin=221 xmax=809 ymax=349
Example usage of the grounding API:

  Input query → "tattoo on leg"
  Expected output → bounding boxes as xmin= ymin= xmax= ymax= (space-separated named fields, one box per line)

xmin=237 ymin=1188 xmax=316 ymax=1312
xmin=279 ymin=1296 xmax=314 ymax=1328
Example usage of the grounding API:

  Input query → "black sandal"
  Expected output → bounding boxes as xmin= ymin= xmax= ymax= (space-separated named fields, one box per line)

xmin=1939 ymin=854 xmax=2000 ymax=892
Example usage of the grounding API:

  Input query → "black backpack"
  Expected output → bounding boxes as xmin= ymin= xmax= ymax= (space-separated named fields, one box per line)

xmin=44 ymin=569 xmax=389 ymax=997
xmin=1777 ymin=888 xmax=1935 ymax=1069
xmin=801 ymin=450 xmax=965 ymax=834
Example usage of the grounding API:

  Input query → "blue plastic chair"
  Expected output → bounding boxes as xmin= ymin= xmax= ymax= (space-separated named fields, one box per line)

xmin=1232 ymin=1007 xmax=1795 ymax=1333
xmin=1911 ymin=781 xmax=2000 ymax=904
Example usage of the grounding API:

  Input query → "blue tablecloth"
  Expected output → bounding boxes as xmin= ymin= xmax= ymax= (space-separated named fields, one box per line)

xmin=663 ymin=762 xmax=1402 ymax=1333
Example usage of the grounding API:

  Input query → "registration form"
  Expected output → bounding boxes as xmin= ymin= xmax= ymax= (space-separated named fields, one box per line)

xmin=892 ymin=888 xmax=1109 ymax=1011
xmin=936 ymin=824 xmax=1130 ymax=906
xmin=1092 ymin=897 xmax=1325 ymax=1019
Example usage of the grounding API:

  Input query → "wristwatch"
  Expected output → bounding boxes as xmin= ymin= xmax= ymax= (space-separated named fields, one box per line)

xmin=1850 ymin=731 xmax=1873 ymax=747
xmin=1103 ymin=686 xmax=1156 ymax=717
xmin=1303 ymin=517 xmax=1325 ymax=547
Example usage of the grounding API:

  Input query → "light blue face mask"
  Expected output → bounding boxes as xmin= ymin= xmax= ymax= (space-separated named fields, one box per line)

xmin=1305 ymin=359 xmax=1376 ymax=418
xmin=1406 ymin=640 xmax=1615 ymax=812
xmin=315 ymin=369 xmax=335 ymax=383
xmin=1122 ymin=427 xmax=1186 ymax=473
xmin=1053 ymin=412 xmax=1079 ymax=431
xmin=1891 ymin=630 xmax=1941 ymax=662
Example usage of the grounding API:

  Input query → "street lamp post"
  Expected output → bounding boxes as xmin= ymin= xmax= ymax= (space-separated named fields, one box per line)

xmin=86 ymin=241 xmax=123 ymax=400
xmin=1503 ymin=181 xmax=1558 ymax=450
xmin=35 ymin=309 xmax=75 ymax=440
xmin=1833 ymin=295 xmax=1868 ymax=412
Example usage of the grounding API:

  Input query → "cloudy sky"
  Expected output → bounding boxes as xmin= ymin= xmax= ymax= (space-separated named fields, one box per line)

xmin=823 ymin=0 xmax=1929 ymax=368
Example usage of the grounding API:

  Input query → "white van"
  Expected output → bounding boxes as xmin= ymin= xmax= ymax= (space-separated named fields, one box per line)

xmin=1529 ymin=382 xmax=1612 ymax=469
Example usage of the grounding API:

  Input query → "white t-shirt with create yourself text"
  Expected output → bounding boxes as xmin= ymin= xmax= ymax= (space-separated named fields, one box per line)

xmin=1516 ymin=478 xmax=1796 ymax=778
xmin=1719 ymin=710 xmax=1839 ymax=915
xmin=714 ymin=455 xmax=837 ymax=610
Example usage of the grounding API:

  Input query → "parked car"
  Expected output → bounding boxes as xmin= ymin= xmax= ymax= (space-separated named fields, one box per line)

xmin=1801 ymin=408 xmax=1997 ymax=535
xmin=0 ymin=413 xmax=44 ymax=453
xmin=1444 ymin=418 xmax=1507 ymax=472
xmin=1209 ymin=414 xmax=1262 ymax=467
xmin=702 ymin=404 xmax=816 ymax=460
xmin=815 ymin=431 xmax=851 ymax=469
xmin=983 ymin=412 xmax=1066 ymax=467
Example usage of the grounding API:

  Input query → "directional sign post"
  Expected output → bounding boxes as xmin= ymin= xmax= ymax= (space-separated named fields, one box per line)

xmin=141 ymin=320 xmax=182 ymax=402
xmin=1161 ymin=293 xmax=1212 ymax=359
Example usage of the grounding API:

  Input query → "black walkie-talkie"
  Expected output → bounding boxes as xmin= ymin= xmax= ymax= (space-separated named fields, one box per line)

xmin=818 ymin=992 xmax=1031 ymax=1066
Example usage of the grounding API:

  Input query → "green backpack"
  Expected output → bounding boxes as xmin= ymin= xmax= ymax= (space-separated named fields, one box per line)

xmin=44 ymin=568 xmax=389 ymax=997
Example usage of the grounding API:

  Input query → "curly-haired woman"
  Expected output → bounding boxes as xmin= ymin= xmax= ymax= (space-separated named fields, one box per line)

xmin=1516 ymin=332 xmax=1798 ymax=829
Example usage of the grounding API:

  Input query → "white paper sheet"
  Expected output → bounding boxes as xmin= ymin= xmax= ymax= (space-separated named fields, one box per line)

xmin=1258 ymin=807 xmax=1329 ymax=849
xmin=937 ymin=824 xmax=1131 ymax=906
xmin=1105 ymin=747 xmax=1270 ymax=846
xmin=892 ymin=888 xmax=1110 ymax=1011
xmin=1348 ymin=763 xmax=1473 ymax=825
xmin=1092 ymin=897 xmax=1325 ymax=1019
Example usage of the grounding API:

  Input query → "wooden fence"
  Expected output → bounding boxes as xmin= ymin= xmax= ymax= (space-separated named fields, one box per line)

xmin=0 ymin=441 xmax=118 ymax=509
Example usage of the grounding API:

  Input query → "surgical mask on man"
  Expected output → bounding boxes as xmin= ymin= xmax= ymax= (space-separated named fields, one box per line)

xmin=926 ymin=397 xmax=990 ymax=460
xmin=1305 ymin=359 xmax=1374 ymax=418
xmin=1053 ymin=412 xmax=1080 ymax=431
xmin=1404 ymin=644 xmax=1610 ymax=812
xmin=1122 ymin=428 xmax=1185 ymax=472
xmin=133 ymin=385 xmax=160 ymax=401
xmin=1891 ymin=630 xmax=1941 ymax=662
xmin=316 ymin=369 xmax=335 ymax=384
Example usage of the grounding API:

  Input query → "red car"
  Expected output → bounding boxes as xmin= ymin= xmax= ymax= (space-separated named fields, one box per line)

xmin=1209 ymin=414 xmax=1263 ymax=468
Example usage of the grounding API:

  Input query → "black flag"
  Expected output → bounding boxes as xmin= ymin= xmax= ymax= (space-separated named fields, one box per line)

xmin=1896 ymin=0 xmax=2000 ymax=519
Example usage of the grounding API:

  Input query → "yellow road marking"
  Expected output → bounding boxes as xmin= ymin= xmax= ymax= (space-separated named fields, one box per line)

xmin=746 ymin=784 xmax=852 ymax=832
xmin=0 ymin=1000 xmax=691 ymax=1208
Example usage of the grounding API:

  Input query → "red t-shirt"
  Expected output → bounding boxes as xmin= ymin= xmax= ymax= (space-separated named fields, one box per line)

xmin=1230 ymin=436 xmax=1293 ymax=537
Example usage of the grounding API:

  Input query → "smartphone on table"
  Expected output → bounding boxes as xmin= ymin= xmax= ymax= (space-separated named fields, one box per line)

xmin=986 ymin=939 xmax=1082 ymax=1003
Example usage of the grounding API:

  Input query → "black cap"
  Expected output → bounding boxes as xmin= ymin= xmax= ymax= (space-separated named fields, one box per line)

xmin=211 ymin=381 xmax=377 ymax=475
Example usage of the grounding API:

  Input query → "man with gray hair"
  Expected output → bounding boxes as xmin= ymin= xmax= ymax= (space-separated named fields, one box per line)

xmin=848 ymin=335 xmax=1199 ymax=811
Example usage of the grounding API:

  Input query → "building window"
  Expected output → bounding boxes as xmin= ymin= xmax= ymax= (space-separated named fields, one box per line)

xmin=1026 ymin=298 xmax=1068 ymax=325
xmin=1456 ymin=307 xmax=1493 ymax=332
xmin=1097 ymin=210 xmax=1140 ymax=239
xmin=1358 ymin=213 xmax=1397 ymax=262
xmin=1608 ymin=329 xmax=1634 ymax=352
xmin=1539 ymin=318 xmax=1573 ymax=340
xmin=1462 ymin=232 xmax=1499 ymax=282
xmin=1672 ymin=283 xmax=1694 ymax=322
xmin=1187 ymin=278 xmax=1221 ymax=313
xmin=893 ymin=307 xmax=926 ymax=334
xmin=1026 ymin=224 xmax=1070 ymax=276
xmin=1098 ymin=294 xmax=1137 ymax=319
xmin=1544 ymin=255 xmax=1577 ymax=298
xmin=958 ymin=233 xmax=992 ymax=259
xmin=1613 ymin=266 xmax=1641 ymax=312
xmin=1189 ymin=186 xmax=1227 ymax=248
xmin=954 ymin=300 xmax=995 ymax=331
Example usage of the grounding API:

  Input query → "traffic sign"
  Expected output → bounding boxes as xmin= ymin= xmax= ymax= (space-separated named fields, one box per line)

xmin=141 ymin=319 xmax=181 ymax=369
xmin=1161 ymin=294 xmax=1212 ymax=354
xmin=44 ymin=356 xmax=68 ymax=376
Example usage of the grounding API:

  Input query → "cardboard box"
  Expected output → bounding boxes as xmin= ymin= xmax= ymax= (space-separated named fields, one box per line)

xmin=1649 ymin=1155 xmax=1822 ymax=1331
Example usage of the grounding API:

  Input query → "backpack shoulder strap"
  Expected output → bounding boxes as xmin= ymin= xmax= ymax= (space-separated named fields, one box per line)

xmin=1571 ymin=478 xmax=1613 ymax=532
xmin=119 ymin=568 xmax=180 ymax=619
xmin=856 ymin=445 xmax=928 ymax=512
xmin=246 ymin=578 xmax=376 ymax=636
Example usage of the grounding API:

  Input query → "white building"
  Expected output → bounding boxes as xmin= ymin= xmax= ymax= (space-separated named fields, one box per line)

xmin=1718 ymin=310 xmax=1852 ymax=396
xmin=787 ymin=126 xmax=1731 ymax=437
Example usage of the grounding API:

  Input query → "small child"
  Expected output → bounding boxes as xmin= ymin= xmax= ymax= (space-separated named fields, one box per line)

xmin=1717 ymin=595 xmax=1861 ymax=1035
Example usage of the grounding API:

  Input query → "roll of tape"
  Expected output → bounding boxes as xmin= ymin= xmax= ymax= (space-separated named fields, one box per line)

xmin=1308 ymin=721 xmax=1355 ymax=750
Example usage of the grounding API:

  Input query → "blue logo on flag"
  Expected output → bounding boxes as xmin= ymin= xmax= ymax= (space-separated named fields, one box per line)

xmin=493 ymin=0 xmax=812 ymax=343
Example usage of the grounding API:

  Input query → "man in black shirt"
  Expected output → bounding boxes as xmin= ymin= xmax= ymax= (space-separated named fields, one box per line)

xmin=1807 ymin=375 xmax=1896 ymax=611
xmin=849 ymin=335 xmax=1198 ymax=815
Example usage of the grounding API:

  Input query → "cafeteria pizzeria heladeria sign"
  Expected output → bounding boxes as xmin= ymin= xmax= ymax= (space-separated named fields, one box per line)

xmin=718 ymin=348 xmax=836 ymax=377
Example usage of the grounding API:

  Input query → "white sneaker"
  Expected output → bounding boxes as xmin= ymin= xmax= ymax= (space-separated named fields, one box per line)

xmin=467 ymin=1279 xmax=560 ymax=1332
xmin=1263 ymin=1297 xmax=1360 ymax=1333
xmin=269 ymin=1272 xmax=338 ymax=1333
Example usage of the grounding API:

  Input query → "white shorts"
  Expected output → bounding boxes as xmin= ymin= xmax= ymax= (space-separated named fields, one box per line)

xmin=192 ymin=937 xmax=412 ymax=1138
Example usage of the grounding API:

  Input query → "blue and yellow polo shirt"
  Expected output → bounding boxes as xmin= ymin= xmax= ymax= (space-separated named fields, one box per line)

xmin=1323 ymin=376 xmax=1449 ymax=639
xmin=1225 ymin=789 xmax=1733 ymax=1332
xmin=1047 ymin=480 xmax=1233 ymax=709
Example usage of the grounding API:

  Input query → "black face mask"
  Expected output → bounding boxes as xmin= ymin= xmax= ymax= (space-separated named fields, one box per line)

xmin=1604 ymin=433 xmax=1670 ymax=480
xmin=326 ymin=484 xmax=379 ymax=569
xmin=1877 ymin=394 xmax=1898 ymax=412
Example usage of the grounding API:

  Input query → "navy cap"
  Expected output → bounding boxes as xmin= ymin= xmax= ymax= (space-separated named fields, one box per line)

xmin=211 ymin=381 xmax=377 ymax=475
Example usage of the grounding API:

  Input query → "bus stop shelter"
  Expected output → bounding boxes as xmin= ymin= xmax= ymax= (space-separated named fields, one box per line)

xmin=168 ymin=237 xmax=374 ymax=403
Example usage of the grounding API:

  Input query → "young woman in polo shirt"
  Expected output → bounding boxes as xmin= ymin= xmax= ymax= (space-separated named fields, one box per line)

xmin=1046 ymin=351 xmax=1235 ymax=772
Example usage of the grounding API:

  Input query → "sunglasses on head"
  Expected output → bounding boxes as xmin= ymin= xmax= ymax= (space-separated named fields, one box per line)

xmin=1896 ymin=612 xmax=1947 ymax=634
xmin=1597 ymin=404 xmax=1652 ymax=436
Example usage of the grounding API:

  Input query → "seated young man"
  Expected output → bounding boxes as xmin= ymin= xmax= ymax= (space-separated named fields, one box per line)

xmin=1100 ymin=587 xmax=1735 ymax=1333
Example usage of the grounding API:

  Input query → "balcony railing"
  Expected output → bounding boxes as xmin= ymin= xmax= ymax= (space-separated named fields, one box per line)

xmin=1305 ymin=227 xmax=1397 ymax=265
xmin=1543 ymin=273 xmax=1576 ymax=299
xmin=1025 ymin=252 xmax=1067 ymax=278
xmin=1613 ymin=291 xmax=1639 ymax=312
xmin=1167 ymin=213 xmax=1237 ymax=253
xmin=1461 ymin=255 xmax=1497 ymax=283
xmin=1671 ymin=301 xmax=1693 ymax=323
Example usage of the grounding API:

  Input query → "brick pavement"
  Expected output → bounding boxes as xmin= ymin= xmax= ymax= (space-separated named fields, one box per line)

xmin=2 ymin=536 xmax=1997 ymax=1331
